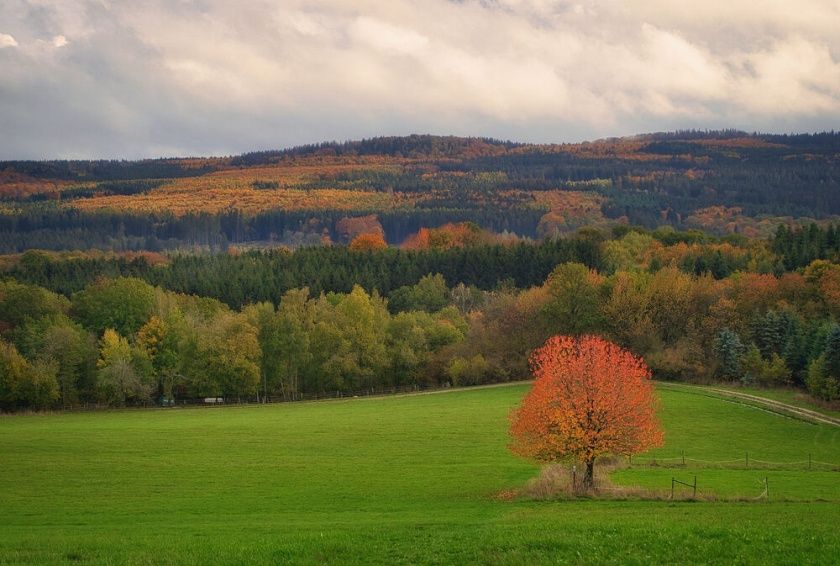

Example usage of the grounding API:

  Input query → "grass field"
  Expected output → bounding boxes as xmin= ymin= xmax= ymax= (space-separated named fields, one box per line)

xmin=1 ymin=385 xmax=838 ymax=564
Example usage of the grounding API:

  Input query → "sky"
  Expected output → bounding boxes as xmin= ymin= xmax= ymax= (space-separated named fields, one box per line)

xmin=0 ymin=0 xmax=839 ymax=159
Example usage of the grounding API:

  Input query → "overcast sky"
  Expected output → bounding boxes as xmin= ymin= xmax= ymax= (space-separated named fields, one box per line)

xmin=1 ymin=0 xmax=839 ymax=159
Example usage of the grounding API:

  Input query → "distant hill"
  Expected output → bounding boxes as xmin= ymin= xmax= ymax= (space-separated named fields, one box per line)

xmin=1 ymin=131 xmax=838 ymax=252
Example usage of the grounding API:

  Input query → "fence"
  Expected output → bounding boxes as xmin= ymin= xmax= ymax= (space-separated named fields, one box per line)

xmin=667 ymin=475 xmax=772 ymax=500
xmin=627 ymin=451 xmax=838 ymax=472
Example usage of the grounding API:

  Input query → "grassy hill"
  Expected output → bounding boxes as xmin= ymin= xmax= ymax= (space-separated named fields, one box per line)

xmin=1 ymin=384 xmax=838 ymax=564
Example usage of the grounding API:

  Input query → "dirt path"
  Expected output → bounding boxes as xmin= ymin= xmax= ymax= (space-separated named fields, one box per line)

xmin=659 ymin=382 xmax=840 ymax=428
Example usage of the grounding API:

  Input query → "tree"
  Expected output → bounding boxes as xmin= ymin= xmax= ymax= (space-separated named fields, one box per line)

xmin=510 ymin=335 xmax=663 ymax=488
xmin=0 ymin=339 xmax=59 ymax=411
xmin=447 ymin=354 xmax=491 ymax=386
xmin=740 ymin=345 xmax=791 ymax=387
xmin=388 ymin=273 xmax=449 ymax=313
xmin=0 ymin=280 xmax=69 ymax=329
xmin=36 ymin=318 xmax=97 ymax=407
xmin=187 ymin=313 xmax=261 ymax=399
xmin=807 ymin=325 xmax=840 ymax=401
xmin=274 ymin=289 xmax=314 ymax=400
xmin=713 ymin=328 xmax=745 ymax=381
xmin=72 ymin=277 xmax=156 ymax=336
xmin=97 ymin=329 xmax=153 ymax=406
xmin=542 ymin=263 xmax=604 ymax=335
xmin=349 ymin=232 xmax=388 ymax=251
xmin=137 ymin=314 xmax=183 ymax=402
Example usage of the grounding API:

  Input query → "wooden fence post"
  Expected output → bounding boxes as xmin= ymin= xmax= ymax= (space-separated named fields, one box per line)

xmin=671 ymin=478 xmax=675 ymax=500
xmin=693 ymin=476 xmax=697 ymax=498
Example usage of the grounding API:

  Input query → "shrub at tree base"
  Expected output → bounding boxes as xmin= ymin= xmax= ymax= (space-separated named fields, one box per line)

xmin=510 ymin=335 xmax=663 ymax=488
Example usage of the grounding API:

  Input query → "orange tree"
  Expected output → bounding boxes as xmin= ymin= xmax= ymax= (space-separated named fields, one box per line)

xmin=510 ymin=335 xmax=663 ymax=488
xmin=349 ymin=232 xmax=388 ymax=251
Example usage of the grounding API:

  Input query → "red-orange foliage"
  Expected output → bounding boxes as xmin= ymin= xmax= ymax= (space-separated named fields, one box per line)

xmin=401 ymin=222 xmax=490 ymax=250
xmin=510 ymin=335 xmax=663 ymax=487
xmin=336 ymin=215 xmax=385 ymax=242
xmin=349 ymin=232 xmax=388 ymax=251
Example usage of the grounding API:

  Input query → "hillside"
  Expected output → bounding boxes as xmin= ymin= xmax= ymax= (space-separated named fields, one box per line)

xmin=0 ymin=384 xmax=837 ymax=563
xmin=1 ymin=131 xmax=838 ymax=253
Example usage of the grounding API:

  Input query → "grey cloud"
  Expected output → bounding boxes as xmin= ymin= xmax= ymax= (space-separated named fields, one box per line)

xmin=1 ymin=0 xmax=839 ymax=159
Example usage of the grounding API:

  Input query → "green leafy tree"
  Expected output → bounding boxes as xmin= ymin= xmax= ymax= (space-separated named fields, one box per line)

xmin=72 ymin=277 xmax=156 ymax=336
xmin=29 ymin=318 xmax=97 ymax=406
xmin=0 ymin=280 xmax=69 ymax=329
xmin=446 ymin=354 xmax=492 ymax=386
xmin=137 ymin=314 xmax=184 ymax=402
xmin=741 ymin=345 xmax=791 ymax=386
xmin=806 ymin=355 xmax=839 ymax=401
xmin=386 ymin=310 xmax=464 ymax=387
xmin=274 ymin=289 xmax=314 ymax=400
xmin=192 ymin=313 xmax=261 ymax=399
xmin=308 ymin=286 xmax=390 ymax=393
xmin=542 ymin=263 xmax=604 ymax=335
xmin=388 ymin=273 xmax=450 ymax=313
xmin=0 ymin=340 xmax=59 ymax=410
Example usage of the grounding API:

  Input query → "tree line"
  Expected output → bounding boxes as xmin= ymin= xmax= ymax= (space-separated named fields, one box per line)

xmin=4 ymin=238 xmax=840 ymax=410
xmin=0 ymin=206 xmax=545 ymax=253
xmin=2 ymin=235 xmax=601 ymax=306
xmin=0 ymin=275 xmax=469 ymax=410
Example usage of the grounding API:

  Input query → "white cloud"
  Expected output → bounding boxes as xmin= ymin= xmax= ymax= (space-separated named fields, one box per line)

xmin=350 ymin=17 xmax=429 ymax=56
xmin=0 ymin=0 xmax=839 ymax=158
xmin=0 ymin=33 xmax=18 ymax=48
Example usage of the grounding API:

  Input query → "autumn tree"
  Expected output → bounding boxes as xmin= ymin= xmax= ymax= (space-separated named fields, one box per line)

xmin=336 ymin=215 xmax=385 ymax=243
xmin=349 ymin=232 xmax=388 ymax=251
xmin=510 ymin=335 xmax=663 ymax=488
xmin=97 ymin=329 xmax=153 ymax=406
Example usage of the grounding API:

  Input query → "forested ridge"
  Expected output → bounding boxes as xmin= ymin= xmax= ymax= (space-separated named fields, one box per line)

xmin=1 ymin=131 xmax=838 ymax=253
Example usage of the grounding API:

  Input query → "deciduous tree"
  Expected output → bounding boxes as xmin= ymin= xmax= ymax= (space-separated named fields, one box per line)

xmin=349 ymin=232 xmax=388 ymax=251
xmin=510 ymin=335 xmax=663 ymax=488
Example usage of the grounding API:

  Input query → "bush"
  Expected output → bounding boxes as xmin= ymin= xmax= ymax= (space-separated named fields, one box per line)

xmin=447 ymin=354 xmax=491 ymax=386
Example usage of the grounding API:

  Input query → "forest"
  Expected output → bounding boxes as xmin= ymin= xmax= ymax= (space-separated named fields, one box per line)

xmin=3 ymin=222 xmax=840 ymax=411
xmin=2 ymin=131 xmax=840 ymax=411
xmin=1 ymin=131 xmax=839 ymax=253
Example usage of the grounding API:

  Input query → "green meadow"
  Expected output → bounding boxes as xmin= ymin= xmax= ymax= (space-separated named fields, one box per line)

xmin=1 ymin=385 xmax=838 ymax=564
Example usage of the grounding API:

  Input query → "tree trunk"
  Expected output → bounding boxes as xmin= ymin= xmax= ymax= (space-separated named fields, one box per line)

xmin=583 ymin=459 xmax=595 ymax=489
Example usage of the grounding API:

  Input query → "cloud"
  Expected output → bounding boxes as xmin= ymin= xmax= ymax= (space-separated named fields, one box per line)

xmin=0 ymin=33 xmax=17 ymax=48
xmin=0 ymin=0 xmax=839 ymax=158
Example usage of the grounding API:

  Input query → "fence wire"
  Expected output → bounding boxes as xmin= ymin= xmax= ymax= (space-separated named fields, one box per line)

xmin=628 ymin=454 xmax=838 ymax=471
